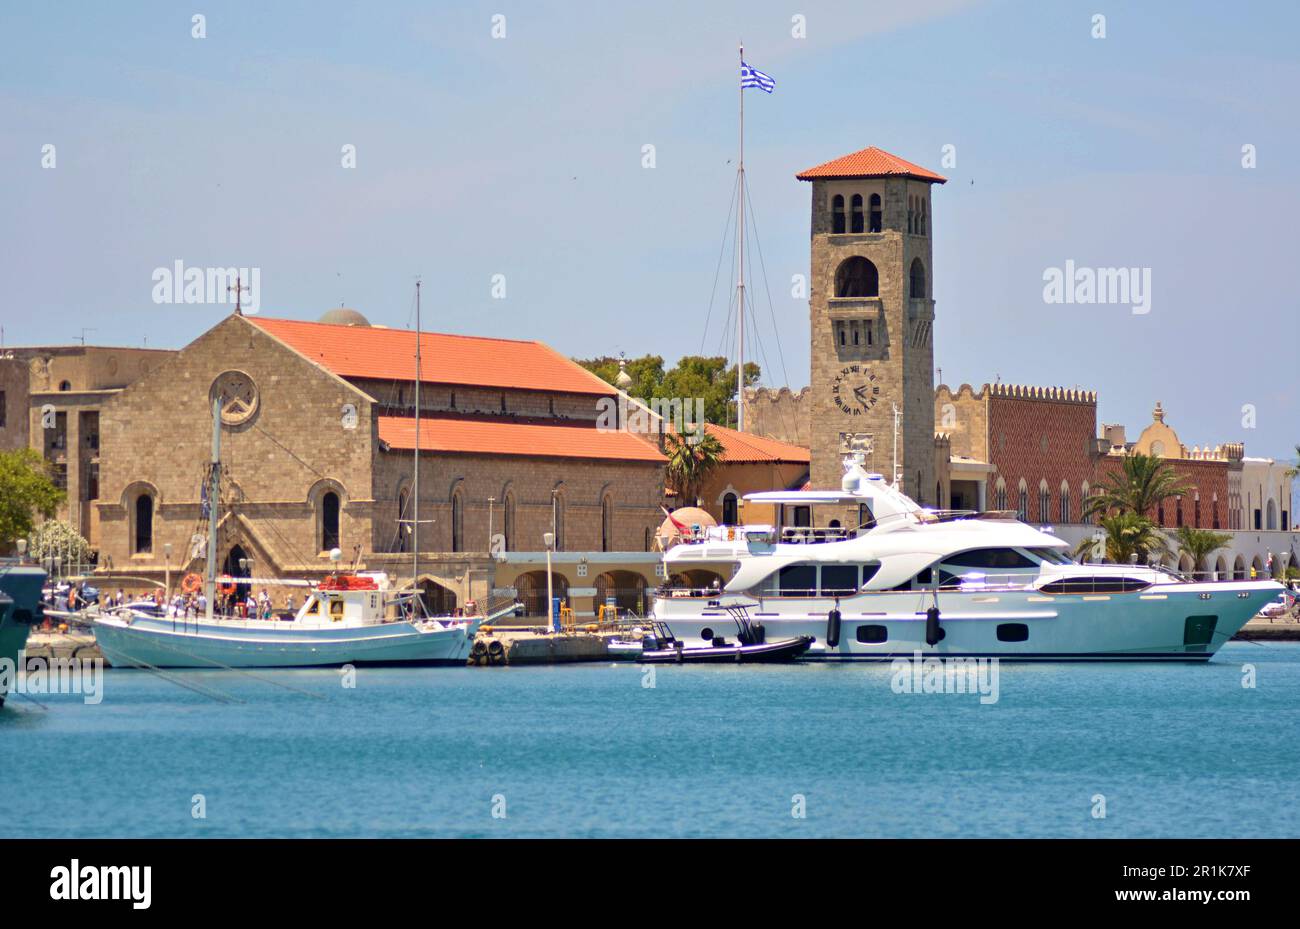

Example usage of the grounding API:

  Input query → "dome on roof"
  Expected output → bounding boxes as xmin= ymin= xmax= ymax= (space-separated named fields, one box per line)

xmin=319 ymin=307 xmax=371 ymax=327
xmin=658 ymin=507 xmax=717 ymax=545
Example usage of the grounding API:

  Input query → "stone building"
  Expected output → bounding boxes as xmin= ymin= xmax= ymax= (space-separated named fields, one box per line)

xmin=0 ymin=343 xmax=175 ymax=552
xmin=92 ymin=310 xmax=667 ymax=611
xmin=798 ymin=146 xmax=946 ymax=510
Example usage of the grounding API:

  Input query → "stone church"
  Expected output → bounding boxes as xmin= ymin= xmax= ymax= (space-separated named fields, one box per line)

xmin=93 ymin=309 xmax=667 ymax=610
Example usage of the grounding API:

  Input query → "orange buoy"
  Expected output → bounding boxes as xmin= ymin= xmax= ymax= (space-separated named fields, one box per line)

xmin=181 ymin=572 xmax=203 ymax=595
xmin=217 ymin=575 xmax=236 ymax=596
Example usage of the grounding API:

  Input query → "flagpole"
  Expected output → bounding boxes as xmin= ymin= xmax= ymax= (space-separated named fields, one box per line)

xmin=736 ymin=41 xmax=746 ymax=433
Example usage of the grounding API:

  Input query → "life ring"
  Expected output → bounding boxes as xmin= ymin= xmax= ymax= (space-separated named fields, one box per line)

xmin=217 ymin=575 xmax=236 ymax=596
xmin=181 ymin=573 xmax=203 ymax=595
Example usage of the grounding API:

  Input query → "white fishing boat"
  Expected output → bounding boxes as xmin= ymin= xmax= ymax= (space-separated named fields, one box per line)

xmin=92 ymin=568 xmax=507 ymax=669
xmin=652 ymin=454 xmax=1282 ymax=661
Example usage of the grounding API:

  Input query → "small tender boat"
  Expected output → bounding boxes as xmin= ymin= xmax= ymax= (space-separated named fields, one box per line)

xmin=637 ymin=606 xmax=813 ymax=664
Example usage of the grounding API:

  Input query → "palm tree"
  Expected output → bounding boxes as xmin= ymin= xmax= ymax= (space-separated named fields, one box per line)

xmin=664 ymin=427 xmax=725 ymax=507
xmin=1075 ymin=511 xmax=1168 ymax=564
xmin=1083 ymin=452 xmax=1191 ymax=522
xmin=1171 ymin=526 xmax=1233 ymax=579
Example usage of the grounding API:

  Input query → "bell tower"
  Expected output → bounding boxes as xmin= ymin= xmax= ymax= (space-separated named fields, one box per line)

xmin=798 ymin=146 xmax=946 ymax=508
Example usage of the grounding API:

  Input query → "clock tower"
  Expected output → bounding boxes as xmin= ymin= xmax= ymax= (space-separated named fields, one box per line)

xmin=797 ymin=146 xmax=946 ymax=508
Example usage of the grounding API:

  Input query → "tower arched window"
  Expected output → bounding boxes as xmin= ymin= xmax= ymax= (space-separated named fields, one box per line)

xmin=907 ymin=196 xmax=915 ymax=234
xmin=1017 ymin=480 xmax=1028 ymax=521
xmin=995 ymin=477 xmax=1007 ymax=511
xmin=1059 ymin=482 xmax=1071 ymax=523
xmin=552 ymin=488 xmax=565 ymax=552
xmin=133 ymin=492 xmax=154 ymax=554
xmin=831 ymin=195 xmax=846 ymax=234
xmin=869 ymin=194 xmax=882 ymax=232
xmin=321 ymin=491 xmax=341 ymax=552
xmin=1081 ymin=481 xmax=1091 ymax=524
xmin=850 ymin=194 xmax=864 ymax=233
xmin=909 ymin=258 xmax=926 ymax=299
xmin=834 ymin=257 xmax=879 ymax=298
xmin=1039 ymin=480 xmax=1050 ymax=524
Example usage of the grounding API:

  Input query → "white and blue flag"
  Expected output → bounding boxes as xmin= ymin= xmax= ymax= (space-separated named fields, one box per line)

xmin=740 ymin=61 xmax=775 ymax=93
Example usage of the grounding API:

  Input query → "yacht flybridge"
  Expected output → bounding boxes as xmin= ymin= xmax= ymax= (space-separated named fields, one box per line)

xmin=654 ymin=455 xmax=1279 ymax=661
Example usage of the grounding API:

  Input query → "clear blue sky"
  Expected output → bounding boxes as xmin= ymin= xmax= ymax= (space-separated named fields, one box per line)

xmin=2 ymin=0 xmax=1297 ymax=459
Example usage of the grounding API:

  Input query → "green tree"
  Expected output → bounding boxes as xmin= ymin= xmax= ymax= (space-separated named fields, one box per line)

xmin=575 ymin=354 xmax=760 ymax=427
xmin=29 ymin=519 xmax=93 ymax=569
xmin=664 ymin=427 xmax=725 ymax=507
xmin=1171 ymin=526 xmax=1233 ymax=577
xmin=1083 ymin=453 xmax=1191 ymax=522
xmin=1075 ymin=511 xmax=1169 ymax=564
xmin=0 ymin=448 xmax=65 ymax=549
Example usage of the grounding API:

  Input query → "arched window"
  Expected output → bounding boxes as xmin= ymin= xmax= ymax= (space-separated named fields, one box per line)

xmin=552 ymin=488 xmax=565 ymax=552
xmin=1212 ymin=492 xmax=1220 ymax=529
xmin=869 ymin=194 xmax=882 ymax=233
xmin=722 ymin=492 xmax=738 ymax=525
xmin=909 ymin=258 xmax=926 ymax=299
xmin=995 ymin=477 xmax=1007 ymax=511
xmin=1081 ymin=481 xmax=1091 ymax=524
xmin=600 ymin=493 xmax=613 ymax=552
xmin=1266 ymin=499 xmax=1278 ymax=530
xmin=133 ymin=493 xmax=154 ymax=554
xmin=831 ymin=194 xmax=845 ymax=234
xmin=450 ymin=488 xmax=464 ymax=552
xmin=1017 ymin=480 xmax=1028 ymax=521
xmin=397 ymin=488 xmax=410 ymax=552
xmin=1059 ymin=482 xmax=1071 ymax=523
xmin=503 ymin=490 xmax=516 ymax=552
xmin=1039 ymin=480 xmax=1049 ymax=523
xmin=907 ymin=196 xmax=915 ymax=233
xmin=919 ymin=198 xmax=927 ymax=235
xmin=321 ymin=491 xmax=340 ymax=552
xmin=834 ymin=257 xmax=879 ymax=298
xmin=850 ymin=194 xmax=864 ymax=233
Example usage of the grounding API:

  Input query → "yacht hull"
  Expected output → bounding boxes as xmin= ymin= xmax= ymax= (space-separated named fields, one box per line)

xmin=92 ymin=614 xmax=477 ymax=669
xmin=653 ymin=581 xmax=1281 ymax=662
xmin=0 ymin=564 xmax=45 ymax=706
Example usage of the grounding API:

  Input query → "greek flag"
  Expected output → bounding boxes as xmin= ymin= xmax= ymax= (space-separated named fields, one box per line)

xmin=741 ymin=61 xmax=775 ymax=93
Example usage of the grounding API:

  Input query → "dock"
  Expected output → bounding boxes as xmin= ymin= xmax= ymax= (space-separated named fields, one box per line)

xmin=467 ymin=626 xmax=634 ymax=666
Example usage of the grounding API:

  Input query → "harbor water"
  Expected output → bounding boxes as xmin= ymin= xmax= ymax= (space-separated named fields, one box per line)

xmin=3 ymin=642 xmax=1298 ymax=838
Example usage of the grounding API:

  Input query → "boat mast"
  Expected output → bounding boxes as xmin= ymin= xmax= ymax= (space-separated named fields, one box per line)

xmin=204 ymin=395 xmax=221 ymax=620
xmin=735 ymin=41 xmax=746 ymax=433
xmin=413 ymin=279 xmax=421 ymax=610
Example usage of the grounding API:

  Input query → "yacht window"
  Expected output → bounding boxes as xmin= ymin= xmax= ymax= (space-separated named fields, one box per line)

xmin=944 ymin=548 xmax=1036 ymax=569
xmin=330 ymin=600 xmax=344 ymax=618
xmin=772 ymin=563 xmax=817 ymax=596
xmin=997 ymin=623 xmax=1029 ymax=642
xmin=860 ymin=563 xmax=882 ymax=588
xmin=820 ymin=565 xmax=859 ymax=595
xmin=1038 ymin=577 xmax=1151 ymax=595
xmin=306 ymin=599 xmax=320 ymax=616
xmin=1027 ymin=547 xmax=1072 ymax=565
xmin=856 ymin=624 xmax=888 ymax=644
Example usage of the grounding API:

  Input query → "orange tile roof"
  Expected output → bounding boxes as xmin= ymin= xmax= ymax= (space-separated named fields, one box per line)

xmin=248 ymin=316 xmax=615 ymax=396
xmin=706 ymin=423 xmax=810 ymax=464
xmin=796 ymin=146 xmax=947 ymax=183
xmin=378 ymin=416 xmax=665 ymax=463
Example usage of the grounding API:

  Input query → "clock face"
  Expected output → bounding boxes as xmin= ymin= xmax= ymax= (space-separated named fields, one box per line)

xmin=210 ymin=370 xmax=259 ymax=425
xmin=832 ymin=364 xmax=883 ymax=416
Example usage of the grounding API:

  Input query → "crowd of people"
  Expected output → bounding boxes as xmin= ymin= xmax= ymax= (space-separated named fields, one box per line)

xmin=42 ymin=582 xmax=300 ymax=620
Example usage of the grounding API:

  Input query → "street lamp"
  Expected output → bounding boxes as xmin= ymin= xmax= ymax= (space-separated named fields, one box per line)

xmin=543 ymin=531 xmax=555 ymax=632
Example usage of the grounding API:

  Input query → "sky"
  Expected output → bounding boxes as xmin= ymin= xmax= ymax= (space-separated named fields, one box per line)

xmin=1 ymin=0 xmax=1297 ymax=460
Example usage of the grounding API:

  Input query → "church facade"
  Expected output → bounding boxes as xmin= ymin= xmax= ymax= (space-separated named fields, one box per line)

xmin=92 ymin=310 xmax=667 ymax=611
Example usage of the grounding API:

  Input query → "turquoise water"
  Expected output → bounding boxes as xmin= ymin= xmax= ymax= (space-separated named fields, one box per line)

xmin=3 ymin=642 xmax=1298 ymax=838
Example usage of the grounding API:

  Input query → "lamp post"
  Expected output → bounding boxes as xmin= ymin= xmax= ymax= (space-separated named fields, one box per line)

xmin=543 ymin=531 xmax=555 ymax=632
